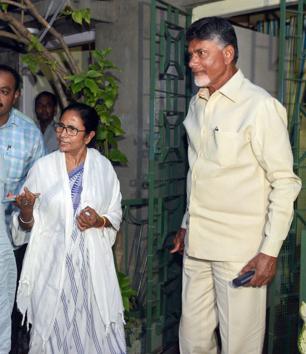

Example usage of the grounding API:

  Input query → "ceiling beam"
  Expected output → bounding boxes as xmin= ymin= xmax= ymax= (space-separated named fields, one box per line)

xmin=193 ymin=0 xmax=298 ymax=19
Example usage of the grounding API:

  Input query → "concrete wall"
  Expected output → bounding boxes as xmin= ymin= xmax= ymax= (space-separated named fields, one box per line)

xmin=95 ymin=0 xmax=151 ymax=201
xmin=235 ymin=26 xmax=278 ymax=97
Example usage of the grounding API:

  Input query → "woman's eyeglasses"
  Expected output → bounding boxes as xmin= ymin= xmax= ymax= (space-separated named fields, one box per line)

xmin=54 ymin=122 xmax=86 ymax=136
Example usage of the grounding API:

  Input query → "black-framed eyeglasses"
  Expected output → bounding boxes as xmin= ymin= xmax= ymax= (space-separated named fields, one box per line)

xmin=54 ymin=122 xmax=86 ymax=136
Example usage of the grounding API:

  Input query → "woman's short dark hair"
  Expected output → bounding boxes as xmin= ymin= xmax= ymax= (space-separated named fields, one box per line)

xmin=61 ymin=102 xmax=100 ymax=147
xmin=186 ymin=16 xmax=239 ymax=64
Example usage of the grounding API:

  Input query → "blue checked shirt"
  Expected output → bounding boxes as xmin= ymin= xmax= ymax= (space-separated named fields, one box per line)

xmin=0 ymin=108 xmax=45 ymax=219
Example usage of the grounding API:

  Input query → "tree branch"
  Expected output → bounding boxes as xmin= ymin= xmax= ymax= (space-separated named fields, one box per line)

xmin=0 ymin=11 xmax=69 ymax=79
xmin=50 ymin=70 xmax=68 ymax=107
xmin=0 ymin=29 xmax=27 ymax=44
xmin=0 ymin=0 xmax=27 ymax=10
xmin=23 ymin=0 xmax=80 ymax=75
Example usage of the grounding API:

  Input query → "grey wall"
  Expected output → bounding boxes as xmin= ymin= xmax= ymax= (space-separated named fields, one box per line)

xmin=95 ymin=0 xmax=151 ymax=201
xmin=235 ymin=26 xmax=278 ymax=97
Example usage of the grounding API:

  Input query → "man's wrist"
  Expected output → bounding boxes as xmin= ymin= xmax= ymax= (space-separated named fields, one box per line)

xmin=260 ymin=239 xmax=283 ymax=258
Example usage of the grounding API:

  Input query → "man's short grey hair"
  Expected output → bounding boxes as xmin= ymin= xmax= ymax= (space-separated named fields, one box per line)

xmin=186 ymin=16 xmax=239 ymax=64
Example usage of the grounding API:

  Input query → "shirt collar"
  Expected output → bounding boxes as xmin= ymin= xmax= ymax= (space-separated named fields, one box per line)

xmin=218 ymin=69 xmax=244 ymax=103
xmin=197 ymin=87 xmax=210 ymax=101
xmin=196 ymin=69 xmax=244 ymax=103
xmin=1 ymin=108 xmax=18 ymax=128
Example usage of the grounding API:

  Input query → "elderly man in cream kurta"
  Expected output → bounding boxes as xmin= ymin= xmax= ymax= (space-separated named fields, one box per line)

xmin=171 ymin=17 xmax=301 ymax=354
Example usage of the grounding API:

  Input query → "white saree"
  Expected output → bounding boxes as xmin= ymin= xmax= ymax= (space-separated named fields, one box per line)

xmin=12 ymin=149 xmax=125 ymax=354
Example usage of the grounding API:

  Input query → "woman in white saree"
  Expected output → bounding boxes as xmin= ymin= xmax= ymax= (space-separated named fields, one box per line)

xmin=12 ymin=103 xmax=126 ymax=354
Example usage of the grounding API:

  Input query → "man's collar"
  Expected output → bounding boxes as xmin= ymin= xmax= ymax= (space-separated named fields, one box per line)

xmin=0 ymin=108 xmax=17 ymax=128
xmin=196 ymin=69 xmax=244 ymax=103
xmin=218 ymin=69 xmax=244 ymax=103
xmin=197 ymin=87 xmax=210 ymax=100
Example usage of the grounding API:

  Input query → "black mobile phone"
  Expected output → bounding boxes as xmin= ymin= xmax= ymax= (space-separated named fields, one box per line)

xmin=232 ymin=270 xmax=255 ymax=287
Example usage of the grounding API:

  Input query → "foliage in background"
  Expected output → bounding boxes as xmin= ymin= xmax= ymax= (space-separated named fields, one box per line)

xmin=68 ymin=49 xmax=127 ymax=163
xmin=117 ymin=271 xmax=143 ymax=351
xmin=299 ymin=301 xmax=306 ymax=354
xmin=0 ymin=0 xmax=127 ymax=163
xmin=117 ymin=271 xmax=136 ymax=313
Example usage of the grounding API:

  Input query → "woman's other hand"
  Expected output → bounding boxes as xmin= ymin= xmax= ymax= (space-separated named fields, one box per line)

xmin=15 ymin=187 xmax=39 ymax=212
xmin=77 ymin=206 xmax=107 ymax=231
xmin=15 ymin=187 xmax=40 ymax=229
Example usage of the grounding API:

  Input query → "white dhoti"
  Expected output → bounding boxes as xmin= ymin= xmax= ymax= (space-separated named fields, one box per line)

xmin=179 ymin=255 xmax=266 ymax=354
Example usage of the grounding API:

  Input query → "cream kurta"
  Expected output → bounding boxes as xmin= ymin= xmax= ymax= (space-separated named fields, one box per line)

xmin=182 ymin=69 xmax=301 ymax=261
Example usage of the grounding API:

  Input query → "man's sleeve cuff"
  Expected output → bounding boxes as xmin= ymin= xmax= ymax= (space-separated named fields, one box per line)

xmin=260 ymin=239 xmax=284 ymax=258
xmin=181 ymin=212 xmax=188 ymax=229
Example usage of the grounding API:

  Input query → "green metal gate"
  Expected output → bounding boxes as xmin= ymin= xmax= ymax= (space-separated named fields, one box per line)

xmin=267 ymin=1 xmax=306 ymax=353
xmin=147 ymin=1 xmax=190 ymax=352
xmin=121 ymin=2 xmax=191 ymax=353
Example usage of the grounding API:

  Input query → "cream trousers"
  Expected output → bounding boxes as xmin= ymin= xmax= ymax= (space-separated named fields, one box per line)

xmin=179 ymin=255 xmax=266 ymax=354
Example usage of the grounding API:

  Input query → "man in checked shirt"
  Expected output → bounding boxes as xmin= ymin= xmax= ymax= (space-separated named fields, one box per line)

xmin=0 ymin=64 xmax=45 ymax=353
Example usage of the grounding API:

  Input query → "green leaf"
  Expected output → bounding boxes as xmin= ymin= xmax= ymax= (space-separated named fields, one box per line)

xmin=95 ymin=127 xmax=108 ymax=140
xmin=117 ymin=272 xmax=136 ymax=312
xmin=71 ymin=10 xmax=83 ymax=25
xmin=111 ymin=115 xmax=122 ymax=128
xmin=122 ymin=297 xmax=130 ymax=312
xmin=22 ymin=54 xmax=39 ymax=74
xmin=0 ymin=3 xmax=8 ymax=11
xmin=84 ymin=79 xmax=100 ymax=95
xmin=104 ymin=98 xmax=113 ymax=109
xmin=68 ymin=74 xmax=86 ymax=84
xmin=71 ymin=8 xmax=91 ymax=25
xmin=113 ymin=126 xmax=124 ymax=137
xmin=108 ymin=149 xmax=128 ymax=164
xmin=70 ymin=81 xmax=84 ymax=94
xmin=83 ymin=9 xmax=91 ymax=24
xmin=87 ymin=70 xmax=102 ymax=79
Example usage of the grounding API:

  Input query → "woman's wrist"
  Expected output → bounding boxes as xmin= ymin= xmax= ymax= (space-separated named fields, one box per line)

xmin=96 ymin=215 xmax=107 ymax=228
xmin=19 ymin=214 xmax=34 ymax=223
xmin=18 ymin=213 xmax=34 ymax=230
xmin=19 ymin=208 xmax=33 ymax=220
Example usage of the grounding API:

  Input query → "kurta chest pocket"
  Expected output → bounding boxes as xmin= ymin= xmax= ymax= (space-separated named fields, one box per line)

xmin=205 ymin=130 xmax=244 ymax=167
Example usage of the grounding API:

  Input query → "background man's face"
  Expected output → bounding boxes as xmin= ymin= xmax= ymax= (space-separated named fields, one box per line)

xmin=35 ymin=95 xmax=56 ymax=123
xmin=0 ymin=71 xmax=19 ymax=122
xmin=188 ymin=38 xmax=229 ymax=89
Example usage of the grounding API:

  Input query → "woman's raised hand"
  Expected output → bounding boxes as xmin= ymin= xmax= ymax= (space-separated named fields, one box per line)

xmin=15 ymin=187 xmax=40 ymax=212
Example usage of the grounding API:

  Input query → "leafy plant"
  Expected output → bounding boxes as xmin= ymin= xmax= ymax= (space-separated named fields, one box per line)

xmin=117 ymin=271 xmax=136 ymax=312
xmin=0 ymin=0 xmax=127 ymax=163
xmin=68 ymin=49 xmax=127 ymax=163
xmin=299 ymin=301 xmax=306 ymax=354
